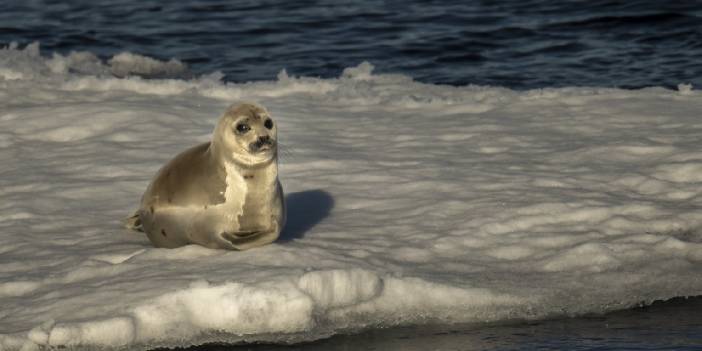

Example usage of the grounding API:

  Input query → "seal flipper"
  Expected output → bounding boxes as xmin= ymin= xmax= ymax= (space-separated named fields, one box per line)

xmin=221 ymin=231 xmax=264 ymax=248
xmin=124 ymin=212 xmax=144 ymax=232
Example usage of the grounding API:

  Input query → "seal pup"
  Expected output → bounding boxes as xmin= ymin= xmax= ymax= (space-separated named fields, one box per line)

xmin=126 ymin=103 xmax=285 ymax=250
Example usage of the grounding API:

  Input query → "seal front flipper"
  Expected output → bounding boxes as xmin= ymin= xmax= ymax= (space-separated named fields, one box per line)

xmin=231 ymin=230 xmax=260 ymax=238
xmin=220 ymin=217 xmax=282 ymax=250
xmin=220 ymin=231 xmax=264 ymax=248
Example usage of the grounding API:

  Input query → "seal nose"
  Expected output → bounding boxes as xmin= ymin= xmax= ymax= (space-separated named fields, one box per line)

xmin=249 ymin=135 xmax=274 ymax=152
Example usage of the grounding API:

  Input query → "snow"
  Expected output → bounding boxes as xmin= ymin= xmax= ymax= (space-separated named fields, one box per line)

xmin=1 ymin=42 xmax=702 ymax=350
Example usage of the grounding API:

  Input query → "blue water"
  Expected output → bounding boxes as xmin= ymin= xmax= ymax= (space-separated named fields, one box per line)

xmin=1 ymin=0 xmax=701 ymax=89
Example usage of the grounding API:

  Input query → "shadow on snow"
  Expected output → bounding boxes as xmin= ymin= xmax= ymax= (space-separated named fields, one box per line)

xmin=278 ymin=189 xmax=334 ymax=242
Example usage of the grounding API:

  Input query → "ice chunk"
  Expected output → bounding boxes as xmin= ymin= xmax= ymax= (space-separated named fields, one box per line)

xmin=298 ymin=269 xmax=383 ymax=309
xmin=108 ymin=52 xmax=189 ymax=79
xmin=0 ymin=44 xmax=701 ymax=350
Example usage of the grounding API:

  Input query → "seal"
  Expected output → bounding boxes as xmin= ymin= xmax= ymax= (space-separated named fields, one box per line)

xmin=126 ymin=102 xmax=285 ymax=250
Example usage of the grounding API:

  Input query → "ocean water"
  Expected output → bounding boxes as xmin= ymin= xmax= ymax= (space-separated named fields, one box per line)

xmin=1 ymin=0 xmax=700 ymax=89
xmin=2 ymin=1 xmax=702 ymax=351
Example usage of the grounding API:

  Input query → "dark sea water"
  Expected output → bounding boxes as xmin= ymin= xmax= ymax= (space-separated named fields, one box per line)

xmin=1 ymin=0 xmax=701 ymax=89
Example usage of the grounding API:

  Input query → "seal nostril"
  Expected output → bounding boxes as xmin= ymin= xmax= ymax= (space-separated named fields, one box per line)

xmin=258 ymin=136 xmax=270 ymax=144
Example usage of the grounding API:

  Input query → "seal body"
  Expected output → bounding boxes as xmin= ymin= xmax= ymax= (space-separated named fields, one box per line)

xmin=131 ymin=103 xmax=285 ymax=250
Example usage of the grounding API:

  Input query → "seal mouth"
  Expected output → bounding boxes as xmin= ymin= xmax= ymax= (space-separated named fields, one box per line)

xmin=249 ymin=137 xmax=276 ymax=154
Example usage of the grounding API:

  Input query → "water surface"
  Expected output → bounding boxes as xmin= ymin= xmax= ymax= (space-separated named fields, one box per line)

xmin=1 ymin=0 xmax=700 ymax=89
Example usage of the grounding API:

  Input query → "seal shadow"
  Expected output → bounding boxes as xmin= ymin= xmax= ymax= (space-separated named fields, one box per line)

xmin=278 ymin=189 xmax=334 ymax=242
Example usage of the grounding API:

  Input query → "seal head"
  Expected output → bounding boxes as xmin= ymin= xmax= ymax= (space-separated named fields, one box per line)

xmin=212 ymin=103 xmax=278 ymax=167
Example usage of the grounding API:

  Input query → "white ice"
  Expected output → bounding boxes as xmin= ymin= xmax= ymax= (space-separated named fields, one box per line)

xmin=1 ymin=43 xmax=702 ymax=350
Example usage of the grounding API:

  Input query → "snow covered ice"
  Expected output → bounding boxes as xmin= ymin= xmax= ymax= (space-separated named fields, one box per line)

xmin=1 ymin=43 xmax=702 ymax=350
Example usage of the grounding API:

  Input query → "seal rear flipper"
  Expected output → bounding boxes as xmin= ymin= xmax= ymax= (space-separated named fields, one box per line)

xmin=124 ymin=211 xmax=144 ymax=232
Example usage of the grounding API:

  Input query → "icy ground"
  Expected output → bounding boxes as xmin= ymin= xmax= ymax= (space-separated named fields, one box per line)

xmin=1 ymin=43 xmax=702 ymax=350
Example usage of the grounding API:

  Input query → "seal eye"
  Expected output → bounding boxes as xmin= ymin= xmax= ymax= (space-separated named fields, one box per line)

xmin=235 ymin=123 xmax=250 ymax=134
xmin=264 ymin=118 xmax=273 ymax=130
